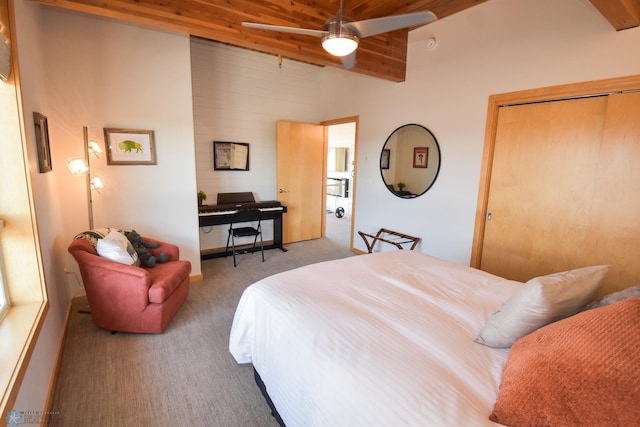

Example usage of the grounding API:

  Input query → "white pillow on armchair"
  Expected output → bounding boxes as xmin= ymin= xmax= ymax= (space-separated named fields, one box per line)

xmin=96 ymin=229 xmax=140 ymax=266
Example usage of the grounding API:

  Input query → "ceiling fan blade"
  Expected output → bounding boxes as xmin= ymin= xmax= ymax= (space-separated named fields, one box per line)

xmin=346 ymin=11 xmax=437 ymax=38
xmin=341 ymin=51 xmax=356 ymax=69
xmin=242 ymin=22 xmax=327 ymax=38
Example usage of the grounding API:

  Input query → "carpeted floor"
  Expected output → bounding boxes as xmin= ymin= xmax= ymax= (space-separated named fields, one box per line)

xmin=325 ymin=211 xmax=352 ymax=248
xmin=50 ymin=235 xmax=355 ymax=426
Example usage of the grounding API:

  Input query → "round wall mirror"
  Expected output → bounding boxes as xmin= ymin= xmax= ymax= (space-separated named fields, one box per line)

xmin=380 ymin=124 xmax=441 ymax=198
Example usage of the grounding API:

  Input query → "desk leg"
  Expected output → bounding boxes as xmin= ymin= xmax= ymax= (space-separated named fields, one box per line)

xmin=274 ymin=215 xmax=288 ymax=252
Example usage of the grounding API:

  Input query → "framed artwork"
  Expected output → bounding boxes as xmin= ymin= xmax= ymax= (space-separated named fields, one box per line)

xmin=104 ymin=128 xmax=157 ymax=165
xmin=214 ymin=141 xmax=249 ymax=171
xmin=413 ymin=147 xmax=428 ymax=168
xmin=380 ymin=149 xmax=390 ymax=170
xmin=33 ymin=112 xmax=52 ymax=173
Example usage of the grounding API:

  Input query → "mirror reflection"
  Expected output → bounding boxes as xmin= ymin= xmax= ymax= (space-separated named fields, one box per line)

xmin=380 ymin=124 xmax=441 ymax=198
xmin=328 ymin=147 xmax=348 ymax=172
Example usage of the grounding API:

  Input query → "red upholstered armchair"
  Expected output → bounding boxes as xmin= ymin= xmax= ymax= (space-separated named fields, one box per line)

xmin=68 ymin=235 xmax=191 ymax=333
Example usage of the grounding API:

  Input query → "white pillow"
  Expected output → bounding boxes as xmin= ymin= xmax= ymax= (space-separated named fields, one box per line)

xmin=585 ymin=286 xmax=640 ymax=310
xmin=476 ymin=265 xmax=609 ymax=348
xmin=96 ymin=230 xmax=140 ymax=266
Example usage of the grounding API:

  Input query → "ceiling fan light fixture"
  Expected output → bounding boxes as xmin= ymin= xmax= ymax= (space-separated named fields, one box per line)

xmin=322 ymin=33 xmax=358 ymax=57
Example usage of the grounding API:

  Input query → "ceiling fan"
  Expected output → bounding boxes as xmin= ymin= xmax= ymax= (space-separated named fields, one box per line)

xmin=242 ymin=0 xmax=437 ymax=69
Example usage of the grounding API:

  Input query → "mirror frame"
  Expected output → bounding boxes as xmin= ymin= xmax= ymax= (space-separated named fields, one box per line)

xmin=379 ymin=124 xmax=441 ymax=198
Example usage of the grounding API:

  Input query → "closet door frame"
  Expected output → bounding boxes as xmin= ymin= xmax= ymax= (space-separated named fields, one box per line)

xmin=470 ymin=74 xmax=640 ymax=269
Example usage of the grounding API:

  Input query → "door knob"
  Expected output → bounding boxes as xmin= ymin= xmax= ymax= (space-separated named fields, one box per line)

xmin=279 ymin=189 xmax=289 ymax=193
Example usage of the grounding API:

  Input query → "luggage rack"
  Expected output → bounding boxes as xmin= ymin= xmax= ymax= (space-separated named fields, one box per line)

xmin=357 ymin=228 xmax=420 ymax=253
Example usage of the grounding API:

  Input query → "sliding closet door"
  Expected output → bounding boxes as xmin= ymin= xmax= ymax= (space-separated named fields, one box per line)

xmin=581 ymin=92 xmax=640 ymax=292
xmin=480 ymin=96 xmax=608 ymax=281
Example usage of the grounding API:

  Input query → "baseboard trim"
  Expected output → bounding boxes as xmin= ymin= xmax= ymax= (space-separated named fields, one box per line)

xmin=40 ymin=301 xmax=74 ymax=426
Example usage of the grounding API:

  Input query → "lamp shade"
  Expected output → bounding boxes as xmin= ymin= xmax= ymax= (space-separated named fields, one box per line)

xmin=88 ymin=140 xmax=103 ymax=156
xmin=322 ymin=34 xmax=358 ymax=57
xmin=90 ymin=176 xmax=104 ymax=191
xmin=65 ymin=158 xmax=88 ymax=175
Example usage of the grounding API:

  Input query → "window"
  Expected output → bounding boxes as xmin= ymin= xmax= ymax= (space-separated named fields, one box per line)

xmin=0 ymin=53 xmax=48 ymax=418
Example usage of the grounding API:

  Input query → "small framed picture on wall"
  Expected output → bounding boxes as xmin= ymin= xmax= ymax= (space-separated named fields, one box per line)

xmin=213 ymin=141 xmax=250 ymax=171
xmin=104 ymin=128 xmax=157 ymax=165
xmin=33 ymin=112 xmax=52 ymax=173
xmin=380 ymin=149 xmax=390 ymax=170
xmin=413 ymin=147 xmax=428 ymax=168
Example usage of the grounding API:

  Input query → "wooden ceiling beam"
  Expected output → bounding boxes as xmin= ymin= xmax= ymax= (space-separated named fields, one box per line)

xmin=588 ymin=0 xmax=640 ymax=30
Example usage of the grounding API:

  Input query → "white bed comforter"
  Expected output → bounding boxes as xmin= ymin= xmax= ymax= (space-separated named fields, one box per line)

xmin=229 ymin=251 xmax=522 ymax=426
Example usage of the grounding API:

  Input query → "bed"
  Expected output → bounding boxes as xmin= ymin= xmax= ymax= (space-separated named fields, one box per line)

xmin=229 ymin=250 xmax=640 ymax=426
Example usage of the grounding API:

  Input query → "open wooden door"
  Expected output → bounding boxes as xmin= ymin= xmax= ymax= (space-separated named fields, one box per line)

xmin=276 ymin=121 xmax=325 ymax=243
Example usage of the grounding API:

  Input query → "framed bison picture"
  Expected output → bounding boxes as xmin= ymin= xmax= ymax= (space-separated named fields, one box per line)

xmin=104 ymin=128 xmax=157 ymax=165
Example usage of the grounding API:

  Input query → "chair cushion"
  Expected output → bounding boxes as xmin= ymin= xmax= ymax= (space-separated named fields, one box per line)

xmin=147 ymin=261 xmax=191 ymax=304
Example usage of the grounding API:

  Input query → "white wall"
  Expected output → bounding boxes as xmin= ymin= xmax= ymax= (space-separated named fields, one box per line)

xmin=320 ymin=0 xmax=640 ymax=263
xmin=191 ymin=39 xmax=325 ymax=249
xmin=11 ymin=0 xmax=74 ymax=414
xmin=11 ymin=0 xmax=197 ymax=414
xmin=38 ymin=7 xmax=200 ymax=271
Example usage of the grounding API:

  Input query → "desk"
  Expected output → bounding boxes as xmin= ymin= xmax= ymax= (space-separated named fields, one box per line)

xmin=199 ymin=206 xmax=287 ymax=260
xmin=358 ymin=228 xmax=420 ymax=253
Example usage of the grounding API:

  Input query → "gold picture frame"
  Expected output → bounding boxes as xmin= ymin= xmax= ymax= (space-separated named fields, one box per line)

xmin=104 ymin=128 xmax=157 ymax=165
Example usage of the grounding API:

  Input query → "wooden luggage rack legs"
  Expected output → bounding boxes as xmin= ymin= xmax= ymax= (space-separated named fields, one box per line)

xmin=358 ymin=228 xmax=420 ymax=253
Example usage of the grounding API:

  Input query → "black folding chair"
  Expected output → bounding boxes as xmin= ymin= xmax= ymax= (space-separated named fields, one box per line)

xmin=225 ymin=210 xmax=264 ymax=267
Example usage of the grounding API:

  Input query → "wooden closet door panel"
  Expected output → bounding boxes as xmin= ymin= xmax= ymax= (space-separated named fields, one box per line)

xmin=582 ymin=92 xmax=640 ymax=295
xmin=480 ymin=96 xmax=608 ymax=281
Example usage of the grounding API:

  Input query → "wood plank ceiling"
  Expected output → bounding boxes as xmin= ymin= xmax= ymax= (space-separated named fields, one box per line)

xmin=28 ymin=0 xmax=640 ymax=82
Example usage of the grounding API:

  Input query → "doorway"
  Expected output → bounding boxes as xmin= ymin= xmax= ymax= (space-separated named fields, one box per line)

xmin=323 ymin=118 xmax=357 ymax=250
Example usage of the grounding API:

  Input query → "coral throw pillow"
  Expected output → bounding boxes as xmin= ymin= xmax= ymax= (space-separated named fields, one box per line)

xmin=490 ymin=297 xmax=640 ymax=426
